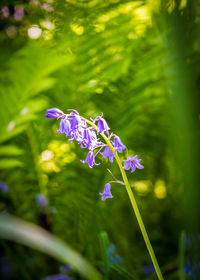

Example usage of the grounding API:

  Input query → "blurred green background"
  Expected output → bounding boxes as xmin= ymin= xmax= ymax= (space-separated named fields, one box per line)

xmin=0 ymin=0 xmax=200 ymax=279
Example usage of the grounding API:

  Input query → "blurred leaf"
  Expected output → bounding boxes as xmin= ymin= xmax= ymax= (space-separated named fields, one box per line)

xmin=0 ymin=215 xmax=102 ymax=280
xmin=178 ymin=231 xmax=186 ymax=280
xmin=99 ymin=231 xmax=110 ymax=279
xmin=0 ymin=159 xmax=23 ymax=169
xmin=0 ymin=43 xmax=73 ymax=144
xmin=0 ymin=145 xmax=23 ymax=156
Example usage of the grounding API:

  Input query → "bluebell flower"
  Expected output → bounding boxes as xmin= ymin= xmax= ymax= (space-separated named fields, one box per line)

xmin=36 ymin=194 xmax=48 ymax=207
xmin=68 ymin=113 xmax=83 ymax=130
xmin=123 ymin=155 xmax=144 ymax=173
xmin=45 ymin=108 xmax=145 ymax=202
xmin=185 ymin=261 xmax=195 ymax=278
xmin=58 ymin=117 xmax=71 ymax=136
xmin=45 ymin=108 xmax=64 ymax=119
xmin=83 ymin=128 xmax=101 ymax=150
xmin=69 ymin=126 xmax=84 ymax=145
xmin=101 ymin=146 xmax=114 ymax=163
xmin=185 ymin=262 xmax=191 ymax=275
xmin=143 ymin=263 xmax=155 ymax=275
xmin=107 ymin=244 xmax=123 ymax=266
xmin=97 ymin=117 xmax=110 ymax=135
xmin=0 ymin=182 xmax=8 ymax=193
xmin=113 ymin=136 xmax=126 ymax=153
xmin=56 ymin=275 xmax=71 ymax=280
xmin=100 ymin=183 xmax=113 ymax=200
xmin=81 ymin=151 xmax=99 ymax=168
xmin=60 ymin=265 xmax=71 ymax=272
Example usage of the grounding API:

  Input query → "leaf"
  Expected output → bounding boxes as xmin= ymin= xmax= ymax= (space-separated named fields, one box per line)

xmin=99 ymin=231 xmax=110 ymax=280
xmin=0 ymin=145 xmax=23 ymax=156
xmin=0 ymin=215 xmax=102 ymax=280
xmin=0 ymin=159 xmax=23 ymax=169
xmin=0 ymin=43 xmax=73 ymax=144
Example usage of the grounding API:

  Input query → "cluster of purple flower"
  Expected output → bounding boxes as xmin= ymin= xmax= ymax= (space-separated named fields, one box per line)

xmin=29 ymin=1 xmax=54 ymax=12
xmin=0 ymin=2 xmax=53 ymax=21
xmin=45 ymin=108 xmax=144 ymax=200
xmin=0 ymin=6 xmax=24 ymax=21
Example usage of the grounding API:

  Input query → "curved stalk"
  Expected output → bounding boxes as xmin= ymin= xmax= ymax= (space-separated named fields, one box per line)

xmin=84 ymin=118 xmax=164 ymax=280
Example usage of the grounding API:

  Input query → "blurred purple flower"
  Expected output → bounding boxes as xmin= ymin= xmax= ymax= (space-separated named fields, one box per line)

xmin=1 ymin=6 xmax=9 ymax=18
xmin=43 ymin=275 xmax=71 ymax=280
xmin=101 ymin=146 xmax=114 ymax=163
xmin=56 ymin=275 xmax=71 ymax=280
xmin=97 ymin=117 xmax=110 ymax=135
xmin=185 ymin=262 xmax=190 ymax=275
xmin=45 ymin=108 xmax=64 ymax=119
xmin=143 ymin=263 xmax=155 ymax=275
xmin=81 ymin=151 xmax=99 ymax=168
xmin=14 ymin=7 xmax=24 ymax=21
xmin=100 ymin=183 xmax=113 ymax=200
xmin=123 ymin=155 xmax=144 ymax=173
xmin=0 ymin=182 xmax=8 ymax=193
xmin=36 ymin=194 xmax=48 ymax=207
xmin=108 ymin=245 xmax=123 ymax=264
xmin=41 ymin=4 xmax=54 ymax=12
xmin=60 ymin=265 xmax=71 ymax=272
xmin=113 ymin=136 xmax=126 ymax=153
xmin=185 ymin=261 xmax=195 ymax=278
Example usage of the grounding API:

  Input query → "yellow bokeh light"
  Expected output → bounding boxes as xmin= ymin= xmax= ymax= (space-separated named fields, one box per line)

xmin=43 ymin=30 xmax=53 ymax=40
xmin=28 ymin=25 xmax=42 ymax=39
xmin=154 ymin=180 xmax=167 ymax=199
xmin=133 ymin=181 xmax=151 ymax=195
xmin=42 ymin=161 xmax=60 ymax=173
xmin=179 ymin=0 xmax=187 ymax=10
xmin=134 ymin=7 xmax=150 ymax=21
xmin=168 ymin=0 xmax=176 ymax=14
xmin=135 ymin=24 xmax=146 ymax=36
xmin=40 ymin=140 xmax=76 ymax=173
xmin=70 ymin=23 xmax=84 ymax=35
xmin=41 ymin=20 xmax=55 ymax=30
xmin=94 ymin=24 xmax=105 ymax=33
xmin=41 ymin=150 xmax=54 ymax=161
xmin=95 ymin=88 xmax=103 ymax=94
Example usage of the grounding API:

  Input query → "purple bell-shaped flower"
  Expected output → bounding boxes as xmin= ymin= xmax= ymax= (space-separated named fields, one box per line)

xmin=100 ymin=183 xmax=113 ymax=200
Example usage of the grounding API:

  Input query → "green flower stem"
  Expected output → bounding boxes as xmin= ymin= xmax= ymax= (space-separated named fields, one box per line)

xmin=114 ymin=153 xmax=164 ymax=280
xmin=85 ymin=118 xmax=164 ymax=280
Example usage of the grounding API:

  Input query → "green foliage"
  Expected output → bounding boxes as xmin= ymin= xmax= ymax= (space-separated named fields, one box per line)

xmin=0 ymin=0 xmax=200 ymax=279
xmin=0 ymin=215 xmax=102 ymax=280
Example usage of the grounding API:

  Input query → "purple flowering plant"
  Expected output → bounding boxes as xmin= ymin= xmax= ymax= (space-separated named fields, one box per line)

xmin=36 ymin=193 xmax=48 ymax=208
xmin=45 ymin=108 xmax=143 ymax=194
xmin=45 ymin=108 xmax=163 ymax=280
